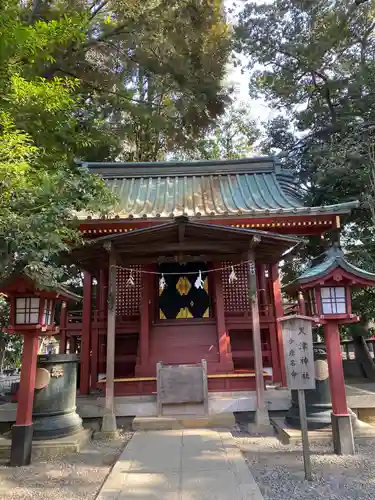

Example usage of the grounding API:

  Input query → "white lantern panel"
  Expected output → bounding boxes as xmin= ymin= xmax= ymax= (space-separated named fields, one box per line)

xmin=30 ymin=298 xmax=40 ymax=308
xmin=321 ymin=286 xmax=346 ymax=315
xmin=334 ymin=287 xmax=346 ymax=298
xmin=16 ymin=298 xmax=26 ymax=308
xmin=15 ymin=297 xmax=40 ymax=324
xmin=15 ymin=313 xmax=25 ymax=324
xmin=28 ymin=312 xmax=40 ymax=323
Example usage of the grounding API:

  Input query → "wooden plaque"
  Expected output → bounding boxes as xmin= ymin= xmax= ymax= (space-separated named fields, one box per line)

xmin=279 ymin=315 xmax=316 ymax=391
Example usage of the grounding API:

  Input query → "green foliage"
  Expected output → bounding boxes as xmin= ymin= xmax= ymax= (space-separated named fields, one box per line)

xmin=0 ymin=0 xmax=231 ymax=286
xmin=0 ymin=1 xmax=114 ymax=285
xmin=23 ymin=0 xmax=232 ymax=161
xmin=237 ymin=0 xmax=375 ymax=206
xmin=0 ymin=294 xmax=23 ymax=370
xmin=174 ymin=103 xmax=260 ymax=160
xmin=236 ymin=0 xmax=375 ymax=322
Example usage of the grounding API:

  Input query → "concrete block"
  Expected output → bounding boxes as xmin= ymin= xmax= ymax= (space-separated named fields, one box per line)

xmin=332 ymin=414 xmax=355 ymax=455
xmin=247 ymin=408 xmax=274 ymax=435
xmin=101 ymin=411 xmax=117 ymax=436
xmin=0 ymin=428 xmax=91 ymax=461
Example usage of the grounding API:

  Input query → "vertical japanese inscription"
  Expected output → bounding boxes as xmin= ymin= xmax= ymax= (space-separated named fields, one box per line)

xmin=281 ymin=318 xmax=315 ymax=390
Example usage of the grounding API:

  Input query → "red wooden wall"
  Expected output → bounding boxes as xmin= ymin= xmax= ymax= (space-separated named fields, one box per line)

xmin=149 ymin=320 xmax=219 ymax=366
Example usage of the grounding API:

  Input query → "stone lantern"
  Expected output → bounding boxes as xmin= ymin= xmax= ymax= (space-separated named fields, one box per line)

xmin=0 ymin=271 xmax=80 ymax=466
xmin=285 ymin=244 xmax=375 ymax=454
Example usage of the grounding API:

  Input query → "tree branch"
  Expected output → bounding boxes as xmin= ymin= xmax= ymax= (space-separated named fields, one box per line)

xmin=89 ymin=1 xmax=110 ymax=21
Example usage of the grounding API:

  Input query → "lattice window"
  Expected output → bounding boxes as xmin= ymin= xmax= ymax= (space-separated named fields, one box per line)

xmin=116 ymin=265 xmax=142 ymax=316
xmin=221 ymin=261 xmax=250 ymax=313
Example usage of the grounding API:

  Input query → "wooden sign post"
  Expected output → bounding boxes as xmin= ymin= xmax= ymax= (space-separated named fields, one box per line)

xmin=278 ymin=315 xmax=316 ymax=481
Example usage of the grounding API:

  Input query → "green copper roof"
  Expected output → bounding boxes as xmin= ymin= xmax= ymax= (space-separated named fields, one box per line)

xmin=76 ymin=157 xmax=359 ymax=220
xmin=286 ymin=245 xmax=375 ymax=290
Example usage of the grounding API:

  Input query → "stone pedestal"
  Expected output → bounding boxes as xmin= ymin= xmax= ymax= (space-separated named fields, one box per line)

xmin=10 ymin=334 xmax=39 ymax=466
xmin=10 ymin=424 xmax=33 ymax=466
xmin=101 ymin=410 xmax=118 ymax=438
xmin=248 ymin=408 xmax=273 ymax=435
xmin=331 ymin=413 xmax=355 ymax=455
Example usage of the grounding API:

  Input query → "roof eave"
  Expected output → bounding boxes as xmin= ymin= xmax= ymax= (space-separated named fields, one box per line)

xmin=76 ymin=201 xmax=359 ymax=222
xmin=67 ymin=220 xmax=303 ymax=271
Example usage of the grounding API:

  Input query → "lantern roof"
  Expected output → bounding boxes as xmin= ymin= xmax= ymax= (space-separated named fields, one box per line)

xmin=0 ymin=271 xmax=81 ymax=302
xmin=285 ymin=244 xmax=375 ymax=291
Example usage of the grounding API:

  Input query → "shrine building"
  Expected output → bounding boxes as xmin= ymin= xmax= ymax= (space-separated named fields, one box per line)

xmin=61 ymin=157 xmax=358 ymax=408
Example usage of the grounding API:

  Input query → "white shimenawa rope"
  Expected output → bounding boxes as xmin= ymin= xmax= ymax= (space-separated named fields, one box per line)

xmin=113 ymin=260 xmax=253 ymax=276
xmin=113 ymin=260 xmax=256 ymax=289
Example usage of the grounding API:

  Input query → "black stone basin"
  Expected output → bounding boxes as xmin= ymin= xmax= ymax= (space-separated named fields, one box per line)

xmin=285 ymin=348 xmax=332 ymax=430
xmin=32 ymin=354 xmax=83 ymax=440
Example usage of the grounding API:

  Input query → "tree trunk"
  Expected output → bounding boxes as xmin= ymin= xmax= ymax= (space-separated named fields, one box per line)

xmin=0 ymin=339 xmax=6 ymax=374
xmin=353 ymin=335 xmax=375 ymax=380
xmin=0 ymin=348 xmax=4 ymax=374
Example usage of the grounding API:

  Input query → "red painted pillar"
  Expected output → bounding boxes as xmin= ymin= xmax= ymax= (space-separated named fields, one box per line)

xmin=80 ymin=271 xmax=92 ymax=395
xmin=99 ymin=269 xmax=108 ymax=314
xmin=10 ymin=333 xmax=39 ymax=466
xmin=258 ymin=264 xmax=268 ymax=315
xmin=90 ymin=319 xmax=99 ymax=391
xmin=95 ymin=277 xmax=101 ymax=311
xmin=268 ymin=323 xmax=281 ymax=382
xmin=59 ymin=301 xmax=67 ymax=354
xmin=136 ymin=267 xmax=151 ymax=376
xmin=324 ymin=321 xmax=349 ymax=415
xmin=69 ymin=335 xmax=77 ymax=353
xmin=271 ymin=264 xmax=286 ymax=386
xmin=15 ymin=334 xmax=39 ymax=426
xmin=213 ymin=262 xmax=233 ymax=371
xmin=91 ymin=270 xmax=107 ymax=390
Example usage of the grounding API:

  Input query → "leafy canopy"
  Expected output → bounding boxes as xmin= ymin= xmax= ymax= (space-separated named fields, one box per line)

xmin=236 ymin=0 xmax=375 ymax=324
xmin=27 ymin=0 xmax=232 ymax=161
xmin=1 ymin=1 xmax=232 ymax=283
xmin=0 ymin=1 xmax=114 ymax=285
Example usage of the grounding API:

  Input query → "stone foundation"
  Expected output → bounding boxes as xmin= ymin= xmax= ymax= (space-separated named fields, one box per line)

xmin=0 ymin=428 xmax=92 ymax=462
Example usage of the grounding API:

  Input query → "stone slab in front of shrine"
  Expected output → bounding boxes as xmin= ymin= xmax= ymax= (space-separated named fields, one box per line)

xmin=156 ymin=360 xmax=208 ymax=416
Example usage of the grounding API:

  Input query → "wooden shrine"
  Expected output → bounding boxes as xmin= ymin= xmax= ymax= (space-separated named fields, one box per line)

xmin=56 ymin=157 xmax=358 ymax=426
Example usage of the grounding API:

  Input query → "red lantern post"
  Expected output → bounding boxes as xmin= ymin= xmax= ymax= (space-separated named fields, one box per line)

xmin=285 ymin=244 xmax=375 ymax=455
xmin=0 ymin=273 xmax=80 ymax=466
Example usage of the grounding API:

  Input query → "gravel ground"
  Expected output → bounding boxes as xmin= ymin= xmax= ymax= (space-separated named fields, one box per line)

xmin=235 ymin=433 xmax=375 ymax=500
xmin=0 ymin=431 xmax=133 ymax=500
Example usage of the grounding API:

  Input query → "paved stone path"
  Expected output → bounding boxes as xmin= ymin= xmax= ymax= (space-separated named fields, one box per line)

xmin=97 ymin=429 xmax=264 ymax=499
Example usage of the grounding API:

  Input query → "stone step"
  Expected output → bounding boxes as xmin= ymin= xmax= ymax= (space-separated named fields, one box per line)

xmin=132 ymin=412 xmax=235 ymax=431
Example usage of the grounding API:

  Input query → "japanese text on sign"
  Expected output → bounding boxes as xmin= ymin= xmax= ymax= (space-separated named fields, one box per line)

xmin=280 ymin=317 xmax=316 ymax=390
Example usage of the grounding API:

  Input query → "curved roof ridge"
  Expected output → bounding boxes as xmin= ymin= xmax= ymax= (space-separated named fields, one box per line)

xmin=77 ymin=156 xmax=284 ymax=179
